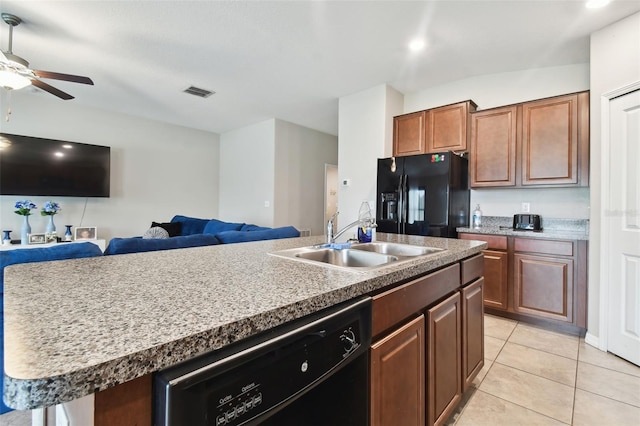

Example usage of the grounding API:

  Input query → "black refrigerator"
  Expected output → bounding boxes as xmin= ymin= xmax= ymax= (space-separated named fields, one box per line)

xmin=376 ymin=152 xmax=469 ymax=238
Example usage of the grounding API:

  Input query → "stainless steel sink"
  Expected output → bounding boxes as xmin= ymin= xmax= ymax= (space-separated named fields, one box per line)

xmin=349 ymin=242 xmax=443 ymax=257
xmin=269 ymin=242 xmax=445 ymax=271
xmin=295 ymin=247 xmax=398 ymax=268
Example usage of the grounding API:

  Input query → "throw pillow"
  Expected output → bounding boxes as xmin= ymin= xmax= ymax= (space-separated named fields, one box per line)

xmin=151 ymin=221 xmax=182 ymax=237
xmin=202 ymin=219 xmax=244 ymax=235
xmin=143 ymin=227 xmax=170 ymax=239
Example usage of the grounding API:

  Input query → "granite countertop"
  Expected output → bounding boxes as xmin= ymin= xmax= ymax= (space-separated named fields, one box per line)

xmin=3 ymin=233 xmax=486 ymax=410
xmin=457 ymin=216 xmax=589 ymax=241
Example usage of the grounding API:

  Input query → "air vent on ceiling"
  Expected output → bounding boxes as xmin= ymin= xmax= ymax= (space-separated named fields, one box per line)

xmin=183 ymin=86 xmax=215 ymax=98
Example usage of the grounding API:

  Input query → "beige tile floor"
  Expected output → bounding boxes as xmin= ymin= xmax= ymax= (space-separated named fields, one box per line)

xmin=452 ymin=314 xmax=640 ymax=426
xmin=1 ymin=314 xmax=639 ymax=426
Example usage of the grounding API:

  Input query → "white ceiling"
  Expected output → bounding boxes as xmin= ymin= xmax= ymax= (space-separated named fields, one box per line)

xmin=1 ymin=0 xmax=639 ymax=136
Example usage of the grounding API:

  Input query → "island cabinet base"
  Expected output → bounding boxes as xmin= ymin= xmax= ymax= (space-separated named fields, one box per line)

xmin=370 ymin=255 xmax=485 ymax=426
xmin=94 ymin=374 xmax=152 ymax=426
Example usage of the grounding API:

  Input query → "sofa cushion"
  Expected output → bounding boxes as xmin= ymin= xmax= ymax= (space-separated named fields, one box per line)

xmin=104 ymin=234 xmax=220 ymax=255
xmin=203 ymin=219 xmax=244 ymax=235
xmin=170 ymin=215 xmax=210 ymax=236
xmin=240 ymin=224 xmax=272 ymax=232
xmin=215 ymin=226 xmax=300 ymax=244
xmin=151 ymin=221 xmax=182 ymax=237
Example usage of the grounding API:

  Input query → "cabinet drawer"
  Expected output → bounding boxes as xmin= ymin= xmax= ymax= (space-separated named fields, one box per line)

xmin=461 ymin=254 xmax=484 ymax=285
xmin=514 ymin=238 xmax=573 ymax=256
xmin=372 ymin=264 xmax=460 ymax=337
xmin=459 ymin=233 xmax=507 ymax=250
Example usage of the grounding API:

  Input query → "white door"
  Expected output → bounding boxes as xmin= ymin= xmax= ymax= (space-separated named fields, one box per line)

xmin=607 ymin=89 xmax=640 ymax=366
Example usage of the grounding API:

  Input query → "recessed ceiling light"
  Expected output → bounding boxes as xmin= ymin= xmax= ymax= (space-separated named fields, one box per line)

xmin=409 ymin=39 xmax=426 ymax=52
xmin=54 ymin=152 xmax=64 ymax=157
xmin=585 ymin=0 xmax=611 ymax=9
xmin=62 ymin=144 xmax=73 ymax=149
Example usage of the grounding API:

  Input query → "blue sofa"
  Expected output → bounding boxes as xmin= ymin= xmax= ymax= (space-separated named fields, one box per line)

xmin=104 ymin=216 xmax=300 ymax=256
xmin=0 ymin=242 xmax=104 ymax=414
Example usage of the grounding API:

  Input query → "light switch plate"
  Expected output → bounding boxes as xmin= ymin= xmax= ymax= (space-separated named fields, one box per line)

xmin=522 ymin=202 xmax=530 ymax=213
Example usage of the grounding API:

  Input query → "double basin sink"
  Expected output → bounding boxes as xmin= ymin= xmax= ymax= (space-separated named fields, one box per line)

xmin=270 ymin=241 xmax=444 ymax=271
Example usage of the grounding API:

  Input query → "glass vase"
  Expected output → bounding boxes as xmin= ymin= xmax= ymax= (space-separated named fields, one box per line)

xmin=21 ymin=215 xmax=31 ymax=245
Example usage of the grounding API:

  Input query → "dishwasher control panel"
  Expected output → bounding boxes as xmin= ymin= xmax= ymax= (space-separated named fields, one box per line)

xmin=209 ymin=321 xmax=363 ymax=425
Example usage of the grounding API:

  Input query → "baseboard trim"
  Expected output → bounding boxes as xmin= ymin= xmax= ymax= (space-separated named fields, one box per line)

xmin=584 ymin=332 xmax=600 ymax=349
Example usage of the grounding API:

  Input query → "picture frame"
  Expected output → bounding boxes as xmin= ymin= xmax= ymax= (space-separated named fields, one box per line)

xmin=28 ymin=233 xmax=47 ymax=244
xmin=75 ymin=226 xmax=97 ymax=240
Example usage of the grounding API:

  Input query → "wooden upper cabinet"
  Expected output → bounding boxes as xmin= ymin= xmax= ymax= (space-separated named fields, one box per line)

xmin=469 ymin=91 xmax=589 ymax=188
xmin=393 ymin=111 xmax=426 ymax=157
xmin=522 ymin=94 xmax=579 ymax=185
xmin=393 ymin=101 xmax=477 ymax=157
xmin=470 ymin=106 xmax=517 ymax=187
xmin=426 ymin=101 xmax=477 ymax=154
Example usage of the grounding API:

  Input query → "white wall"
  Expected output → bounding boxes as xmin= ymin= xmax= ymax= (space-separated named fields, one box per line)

xmin=337 ymin=84 xmax=403 ymax=236
xmin=274 ymin=119 xmax=338 ymax=236
xmin=219 ymin=119 xmax=276 ymax=226
xmin=0 ymin=92 xmax=219 ymax=241
xmin=588 ymin=12 xmax=640 ymax=340
xmin=405 ymin=63 xmax=591 ymax=220
xmin=219 ymin=118 xmax=337 ymax=232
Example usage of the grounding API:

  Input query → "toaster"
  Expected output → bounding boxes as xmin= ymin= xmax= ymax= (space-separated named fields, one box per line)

xmin=513 ymin=214 xmax=542 ymax=231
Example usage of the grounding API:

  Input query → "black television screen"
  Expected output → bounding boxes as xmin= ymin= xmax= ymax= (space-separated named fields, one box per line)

xmin=0 ymin=133 xmax=110 ymax=197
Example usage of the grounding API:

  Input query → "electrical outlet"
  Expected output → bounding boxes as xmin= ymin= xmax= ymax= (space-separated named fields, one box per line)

xmin=522 ymin=202 xmax=530 ymax=213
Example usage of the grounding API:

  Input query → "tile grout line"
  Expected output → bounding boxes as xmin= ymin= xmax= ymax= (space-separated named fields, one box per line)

xmin=570 ymin=337 xmax=581 ymax=425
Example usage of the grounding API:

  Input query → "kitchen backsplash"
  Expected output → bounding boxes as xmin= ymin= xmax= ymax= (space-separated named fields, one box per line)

xmin=481 ymin=216 xmax=589 ymax=233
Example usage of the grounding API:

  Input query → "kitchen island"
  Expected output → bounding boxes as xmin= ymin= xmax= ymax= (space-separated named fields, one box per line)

xmin=3 ymin=233 xmax=486 ymax=420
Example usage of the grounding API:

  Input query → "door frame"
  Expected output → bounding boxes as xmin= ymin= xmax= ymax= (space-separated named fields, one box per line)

xmin=596 ymin=80 xmax=640 ymax=351
xmin=324 ymin=163 xmax=338 ymax=236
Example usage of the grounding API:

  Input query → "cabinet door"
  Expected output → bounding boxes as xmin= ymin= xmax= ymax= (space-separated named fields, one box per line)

xmin=427 ymin=292 xmax=461 ymax=426
xmin=394 ymin=111 xmax=426 ymax=157
xmin=513 ymin=253 xmax=574 ymax=323
xmin=483 ymin=250 xmax=509 ymax=310
xmin=462 ymin=278 xmax=484 ymax=392
xmin=522 ymin=94 xmax=578 ymax=185
xmin=426 ymin=101 xmax=475 ymax=153
xmin=371 ymin=315 xmax=425 ymax=426
xmin=470 ymin=106 xmax=517 ymax=187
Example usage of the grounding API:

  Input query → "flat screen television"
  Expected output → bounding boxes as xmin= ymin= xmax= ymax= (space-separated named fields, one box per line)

xmin=0 ymin=133 xmax=110 ymax=197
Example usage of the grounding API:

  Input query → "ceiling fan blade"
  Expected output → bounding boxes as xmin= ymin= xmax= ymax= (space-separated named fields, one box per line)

xmin=33 ymin=70 xmax=94 ymax=85
xmin=31 ymin=79 xmax=74 ymax=100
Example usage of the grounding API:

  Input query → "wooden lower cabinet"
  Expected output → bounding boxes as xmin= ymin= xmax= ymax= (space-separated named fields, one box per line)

xmin=462 ymin=278 xmax=484 ymax=392
xmin=513 ymin=253 xmax=573 ymax=323
xmin=427 ymin=292 xmax=462 ymax=426
xmin=482 ymin=250 xmax=508 ymax=311
xmin=94 ymin=374 xmax=152 ymax=426
xmin=370 ymin=315 xmax=425 ymax=426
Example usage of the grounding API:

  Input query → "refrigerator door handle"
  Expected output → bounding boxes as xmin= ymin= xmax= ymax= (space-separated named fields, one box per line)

xmin=397 ymin=174 xmax=403 ymax=233
xmin=401 ymin=174 xmax=407 ymax=232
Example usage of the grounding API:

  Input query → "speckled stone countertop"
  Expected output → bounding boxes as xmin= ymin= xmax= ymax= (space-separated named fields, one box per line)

xmin=457 ymin=216 xmax=589 ymax=241
xmin=3 ymin=233 xmax=486 ymax=410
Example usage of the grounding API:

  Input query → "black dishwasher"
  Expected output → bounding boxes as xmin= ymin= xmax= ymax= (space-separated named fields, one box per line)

xmin=154 ymin=297 xmax=372 ymax=426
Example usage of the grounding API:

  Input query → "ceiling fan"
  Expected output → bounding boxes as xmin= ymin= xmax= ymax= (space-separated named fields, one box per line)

xmin=0 ymin=12 xmax=93 ymax=100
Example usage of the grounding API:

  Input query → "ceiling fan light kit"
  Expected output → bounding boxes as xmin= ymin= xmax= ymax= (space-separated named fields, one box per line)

xmin=0 ymin=12 xmax=94 ymax=99
xmin=0 ymin=68 xmax=30 ymax=90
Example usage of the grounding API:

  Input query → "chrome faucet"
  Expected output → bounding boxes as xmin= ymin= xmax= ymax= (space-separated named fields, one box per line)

xmin=326 ymin=211 xmax=377 ymax=244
